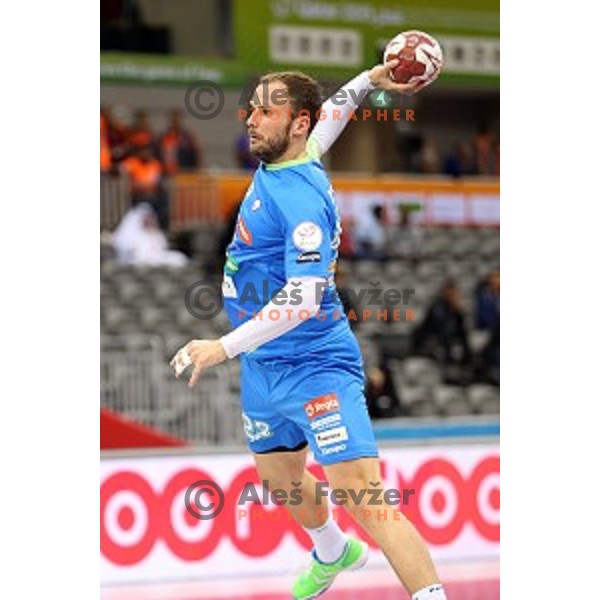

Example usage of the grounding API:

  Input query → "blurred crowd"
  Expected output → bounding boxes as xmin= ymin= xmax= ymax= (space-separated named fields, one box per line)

xmin=413 ymin=274 xmax=500 ymax=382
xmin=101 ymin=106 xmax=202 ymax=175
xmin=111 ymin=203 xmax=189 ymax=267
xmin=101 ymin=106 xmax=203 ymax=228
xmin=365 ymin=272 xmax=500 ymax=418
xmin=102 ymin=106 xmax=499 ymax=179
xmin=398 ymin=124 xmax=500 ymax=177
xmin=339 ymin=204 xmax=422 ymax=262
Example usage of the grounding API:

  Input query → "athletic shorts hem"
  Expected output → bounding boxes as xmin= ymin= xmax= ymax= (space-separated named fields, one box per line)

xmin=253 ymin=441 xmax=309 ymax=454
xmin=315 ymin=451 xmax=380 ymax=466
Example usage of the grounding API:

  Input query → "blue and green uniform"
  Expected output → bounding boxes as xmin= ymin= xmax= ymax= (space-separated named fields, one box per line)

xmin=223 ymin=145 xmax=378 ymax=465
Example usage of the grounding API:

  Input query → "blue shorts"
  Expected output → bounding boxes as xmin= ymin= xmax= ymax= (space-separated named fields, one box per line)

xmin=239 ymin=339 xmax=379 ymax=466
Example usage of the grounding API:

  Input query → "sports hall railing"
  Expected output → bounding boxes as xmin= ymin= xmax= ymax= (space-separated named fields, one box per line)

xmin=100 ymin=334 xmax=245 ymax=446
xmin=100 ymin=174 xmax=131 ymax=231
xmin=100 ymin=172 xmax=223 ymax=232
xmin=100 ymin=171 xmax=500 ymax=232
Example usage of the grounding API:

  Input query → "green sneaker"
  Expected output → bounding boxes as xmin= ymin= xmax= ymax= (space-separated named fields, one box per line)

xmin=291 ymin=537 xmax=369 ymax=599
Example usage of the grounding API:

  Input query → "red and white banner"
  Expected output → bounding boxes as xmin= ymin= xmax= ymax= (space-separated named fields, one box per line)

xmin=101 ymin=445 xmax=499 ymax=585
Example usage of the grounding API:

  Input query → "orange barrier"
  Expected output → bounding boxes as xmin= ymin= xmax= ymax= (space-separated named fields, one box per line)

xmin=102 ymin=173 xmax=500 ymax=231
xmin=208 ymin=173 xmax=500 ymax=226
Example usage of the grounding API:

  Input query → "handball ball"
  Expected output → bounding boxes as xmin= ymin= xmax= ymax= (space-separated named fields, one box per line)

xmin=384 ymin=30 xmax=443 ymax=89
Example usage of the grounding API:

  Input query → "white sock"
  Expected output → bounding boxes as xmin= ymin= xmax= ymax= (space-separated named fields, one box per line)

xmin=304 ymin=514 xmax=349 ymax=564
xmin=412 ymin=584 xmax=447 ymax=600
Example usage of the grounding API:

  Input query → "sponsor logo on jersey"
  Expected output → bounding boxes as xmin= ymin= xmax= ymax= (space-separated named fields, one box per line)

xmin=304 ymin=393 xmax=340 ymax=420
xmin=251 ymin=199 xmax=261 ymax=212
xmin=224 ymin=254 xmax=240 ymax=274
xmin=242 ymin=413 xmax=274 ymax=443
xmin=237 ymin=217 xmax=253 ymax=245
xmin=320 ymin=443 xmax=347 ymax=456
xmin=296 ymin=251 xmax=322 ymax=263
xmin=292 ymin=221 xmax=323 ymax=251
xmin=310 ymin=413 xmax=342 ymax=431
xmin=222 ymin=275 xmax=238 ymax=298
xmin=316 ymin=426 xmax=348 ymax=448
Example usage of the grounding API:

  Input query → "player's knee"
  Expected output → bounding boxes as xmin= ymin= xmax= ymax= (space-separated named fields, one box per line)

xmin=326 ymin=458 xmax=382 ymax=498
xmin=255 ymin=456 xmax=307 ymax=490
xmin=256 ymin=465 xmax=302 ymax=490
xmin=327 ymin=474 xmax=372 ymax=512
xmin=328 ymin=472 xmax=366 ymax=495
xmin=327 ymin=468 xmax=390 ymax=521
xmin=262 ymin=474 xmax=302 ymax=492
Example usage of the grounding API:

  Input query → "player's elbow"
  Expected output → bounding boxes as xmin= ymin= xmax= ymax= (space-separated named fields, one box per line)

xmin=287 ymin=276 xmax=327 ymax=318
xmin=303 ymin=278 xmax=326 ymax=317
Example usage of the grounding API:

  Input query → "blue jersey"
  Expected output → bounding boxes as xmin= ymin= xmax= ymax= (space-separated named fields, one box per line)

xmin=223 ymin=153 xmax=352 ymax=363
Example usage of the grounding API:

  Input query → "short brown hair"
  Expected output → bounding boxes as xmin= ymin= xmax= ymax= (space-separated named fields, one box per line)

xmin=258 ymin=71 xmax=322 ymax=134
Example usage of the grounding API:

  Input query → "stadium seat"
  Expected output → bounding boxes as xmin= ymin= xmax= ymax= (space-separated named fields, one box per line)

xmin=469 ymin=330 xmax=491 ymax=353
xmin=151 ymin=279 xmax=182 ymax=305
xmin=377 ymin=332 xmax=412 ymax=360
xmin=467 ymin=384 xmax=500 ymax=414
xmin=176 ymin=305 xmax=199 ymax=329
xmin=450 ymin=237 xmax=479 ymax=258
xmin=100 ymin=222 xmax=500 ymax=443
xmin=384 ymin=260 xmax=411 ymax=281
xmin=103 ymin=305 xmax=137 ymax=331
xmin=422 ymin=236 xmax=451 ymax=257
xmin=433 ymin=385 xmax=469 ymax=416
xmin=401 ymin=357 xmax=441 ymax=387
xmin=140 ymin=305 xmax=171 ymax=329
xmin=354 ymin=260 xmax=384 ymax=282
xmin=399 ymin=385 xmax=433 ymax=417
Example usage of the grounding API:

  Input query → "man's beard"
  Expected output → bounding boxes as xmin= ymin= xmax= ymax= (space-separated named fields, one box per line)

xmin=250 ymin=123 xmax=292 ymax=163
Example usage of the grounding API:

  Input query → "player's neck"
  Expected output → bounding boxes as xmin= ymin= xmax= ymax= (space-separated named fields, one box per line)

xmin=271 ymin=140 xmax=307 ymax=165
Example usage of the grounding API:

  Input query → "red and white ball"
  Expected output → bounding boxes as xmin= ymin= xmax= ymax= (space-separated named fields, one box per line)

xmin=384 ymin=30 xmax=443 ymax=89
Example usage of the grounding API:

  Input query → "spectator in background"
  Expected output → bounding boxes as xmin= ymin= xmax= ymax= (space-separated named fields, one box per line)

xmin=121 ymin=144 xmax=169 ymax=229
xmin=128 ymin=109 xmax=154 ymax=150
xmin=474 ymin=124 xmax=499 ymax=176
xmin=365 ymin=362 xmax=405 ymax=419
xmin=389 ymin=204 xmax=422 ymax=263
xmin=100 ymin=110 xmax=112 ymax=173
xmin=413 ymin=279 xmax=472 ymax=382
xmin=104 ymin=105 xmax=130 ymax=164
xmin=121 ymin=144 xmax=162 ymax=196
xmin=492 ymin=130 xmax=500 ymax=176
xmin=160 ymin=109 xmax=202 ymax=174
xmin=338 ymin=217 xmax=356 ymax=260
xmin=112 ymin=203 xmax=187 ymax=267
xmin=419 ymin=137 xmax=440 ymax=174
xmin=474 ymin=270 xmax=500 ymax=386
xmin=475 ymin=270 xmax=500 ymax=331
xmin=234 ymin=126 xmax=260 ymax=171
xmin=353 ymin=204 xmax=388 ymax=261
xmin=479 ymin=319 xmax=500 ymax=386
xmin=443 ymin=142 xmax=474 ymax=178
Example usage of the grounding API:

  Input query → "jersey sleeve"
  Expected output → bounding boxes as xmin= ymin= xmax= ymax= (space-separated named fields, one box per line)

xmin=271 ymin=186 xmax=334 ymax=279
